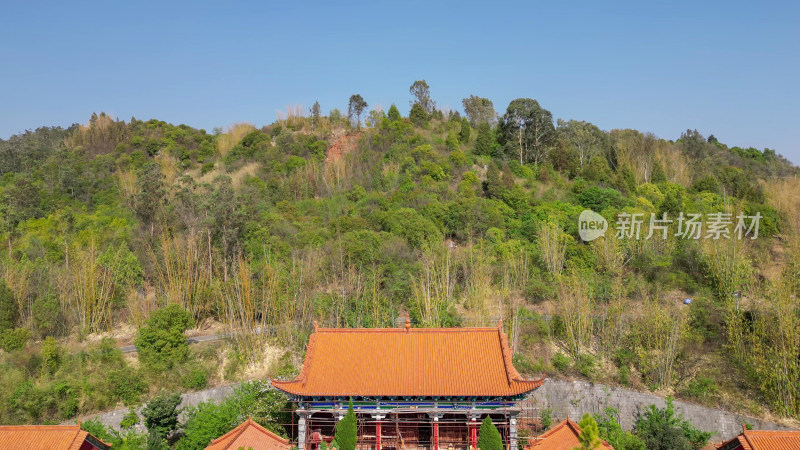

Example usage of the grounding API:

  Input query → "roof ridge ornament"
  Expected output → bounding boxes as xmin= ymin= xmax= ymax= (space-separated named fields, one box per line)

xmin=405 ymin=313 xmax=411 ymax=332
xmin=314 ymin=320 xmax=319 ymax=332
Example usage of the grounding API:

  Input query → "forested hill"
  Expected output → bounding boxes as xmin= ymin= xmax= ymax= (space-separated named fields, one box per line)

xmin=0 ymin=89 xmax=799 ymax=427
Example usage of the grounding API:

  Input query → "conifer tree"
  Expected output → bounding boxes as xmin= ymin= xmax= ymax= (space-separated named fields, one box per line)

xmin=477 ymin=416 xmax=503 ymax=450
xmin=388 ymin=104 xmax=401 ymax=121
xmin=577 ymin=413 xmax=602 ymax=449
xmin=334 ymin=399 xmax=357 ymax=450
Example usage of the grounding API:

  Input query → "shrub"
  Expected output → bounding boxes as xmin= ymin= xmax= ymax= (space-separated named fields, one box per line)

xmin=121 ymin=407 xmax=140 ymax=430
xmin=0 ymin=328 xmax=30 ymax=352
xmin=180 ymin=367 xmax=209 ymax=391
xmin=683 ymin=376 xmax=717 ymax=401
xmin=108 ymin=367 xmax=147 ymax=405
xmin=540 ymin=408 xmax=553 ymax=430
xmin=552 ymin=352 xmax=571 ymax=372
xmin=31 ymin=294 xmax=59 ymax=337
xmin=634 ymin=397 xmax=711 ymax=450
xmin=575 ymin=354 xmax=597 ymax=379
xmin=40 ymin=337 xmax=60 ymax=376
xmin=135 ymin=304 xmax=195 ymax=372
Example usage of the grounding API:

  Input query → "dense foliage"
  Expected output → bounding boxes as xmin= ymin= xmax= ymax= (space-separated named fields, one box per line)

xmin=0 ymin=83 xmax=798 ymax=432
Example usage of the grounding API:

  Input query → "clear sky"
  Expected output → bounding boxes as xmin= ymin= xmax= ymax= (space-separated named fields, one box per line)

xmin=2 ymin=0 xmax=799 ymax=164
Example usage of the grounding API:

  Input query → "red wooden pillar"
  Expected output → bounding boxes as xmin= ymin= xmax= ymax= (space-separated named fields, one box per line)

xmin=433 ymin=417 xmax=440 ymax=450
xmin=470 ymin=417 xmax=477 ymax=449
xmin=374 ymin=414 xmax=384 ymax=450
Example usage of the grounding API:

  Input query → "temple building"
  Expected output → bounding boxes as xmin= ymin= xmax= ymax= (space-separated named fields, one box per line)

xmin=271 ymin=317 xmax=544 ymax=450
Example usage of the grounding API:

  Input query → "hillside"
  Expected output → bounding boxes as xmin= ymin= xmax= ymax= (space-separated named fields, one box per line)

xmin=0 ymin=94 xmax=798 ymax=433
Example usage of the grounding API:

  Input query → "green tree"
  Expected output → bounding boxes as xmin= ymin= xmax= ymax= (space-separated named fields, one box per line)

xmin=652 ymin=162 xmax=667 ymax=183
xmin=409 ymin=103 xmax=428 ymax=127
xmin=634 ymin=398 xmax=711 ymax=450
xmin=477 ymin=416 xmax=503 ymax=450
xmin=347 ymin=95 xmax=368 ymax=129
xmin=474 ymin=123 xmax=495 ymax=156
xmin=133 ymin=161 xmax=166 ymax=237
xmin=409 ymin=80 xmax=435 ymax=114
xmin=142 ymin=393 xmax=182 ymax=441
xmin=387 ymin=104 xmax=402 ymax=121
xmin=334 ymin=399 xmax=357 ymax=450
xmin=134 ymin=304 xmax=195 ymax=372
xmin=576 ymin=413 xmax=602 ymax=449
xmin=462 ymin=95 xmax=497 ymax=126
xmin=459 ymin=117 xmax=471 ymax=144
xmin=557 ymin=119 xmax=606 ymax=171
xmin=593 ymin=408 xmax=645 ymax=450
xmin=498 ymin=98 xmax=555 ymax=164
xmin=310 ymin=101 xmax=321 ymax=128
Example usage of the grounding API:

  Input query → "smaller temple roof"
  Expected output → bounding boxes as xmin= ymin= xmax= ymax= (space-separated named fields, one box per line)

xmin=271 ymin=321 xmax=544 ymax=398
xmin=527 ymin=418 xmax=613 ymax=450
xmin=716 ymin=427 xmax=800 ymax=450
xmin=0 ymin=423 xmax=111 ymax=450
xmin=206 ymin=417 xmax=290 ymax=450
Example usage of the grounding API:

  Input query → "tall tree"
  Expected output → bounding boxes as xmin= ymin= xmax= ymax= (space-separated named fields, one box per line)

xmin=557 ymin=119 xmax=606 ymax=171
xmin=133 ymin=161 xmax=166 ymax=238
xmin=347 ymin=95 xmax=368 ymax=129
xmin=462 ymin=95 xmax=497 ymax=126
xmin=310 ymin=101 xmax=321 ymax=128
xmin=474 ymin=123 xmax=495 ymax=156
xmin=459 ymin=117 xmax=471 ymax=144
xmin=498 ymin=98 xmax=555 ymax=165
xmin=409 ymin=80 xmax=435 ymax=114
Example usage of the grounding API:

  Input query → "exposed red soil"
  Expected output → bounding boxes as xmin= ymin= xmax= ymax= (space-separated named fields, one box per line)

xmin=326 ymin=132 xmax=362 ymax=163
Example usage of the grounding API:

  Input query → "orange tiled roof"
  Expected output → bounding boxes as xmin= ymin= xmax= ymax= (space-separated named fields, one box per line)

xmin=527 ymin=418 xmax=613 ymax=450
xmin=717 ymin=429 xmax=800 ymax=450
xmin=206 ymin=417 xmax=290 ymax=450
xmin=271 ymin=323 xmax=544 ymax=397
xmin=0 ymin=424 xmax=111 ymax=450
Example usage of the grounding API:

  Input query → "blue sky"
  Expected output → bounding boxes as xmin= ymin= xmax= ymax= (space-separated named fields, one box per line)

xmin=2 ymin=0 xmax=799 ymax=164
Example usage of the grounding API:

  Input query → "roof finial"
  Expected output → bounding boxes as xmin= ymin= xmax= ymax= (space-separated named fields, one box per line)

xmin=313 ymin=320 xmax=319 ymax=331
xmin=498 ymin=318 xmax=503 ymax=329
xmin=405 ymin=312 xmax=411 ymax=332
xmin=742 ymin=423 xmax=747 ymax=433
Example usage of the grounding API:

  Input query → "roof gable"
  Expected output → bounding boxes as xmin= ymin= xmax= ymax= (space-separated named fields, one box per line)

xmin=272 ymin=324 xmax=544 ymax=397
xmin=0 ymin=424 xmax=110 ymax=450
xmin=528 ymin=419 xmax=613 ymax=450
xmin=206 ymin=417 xmax=290 ymax=450
xmin=717 ymin=429 xmax=800 ymax=450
